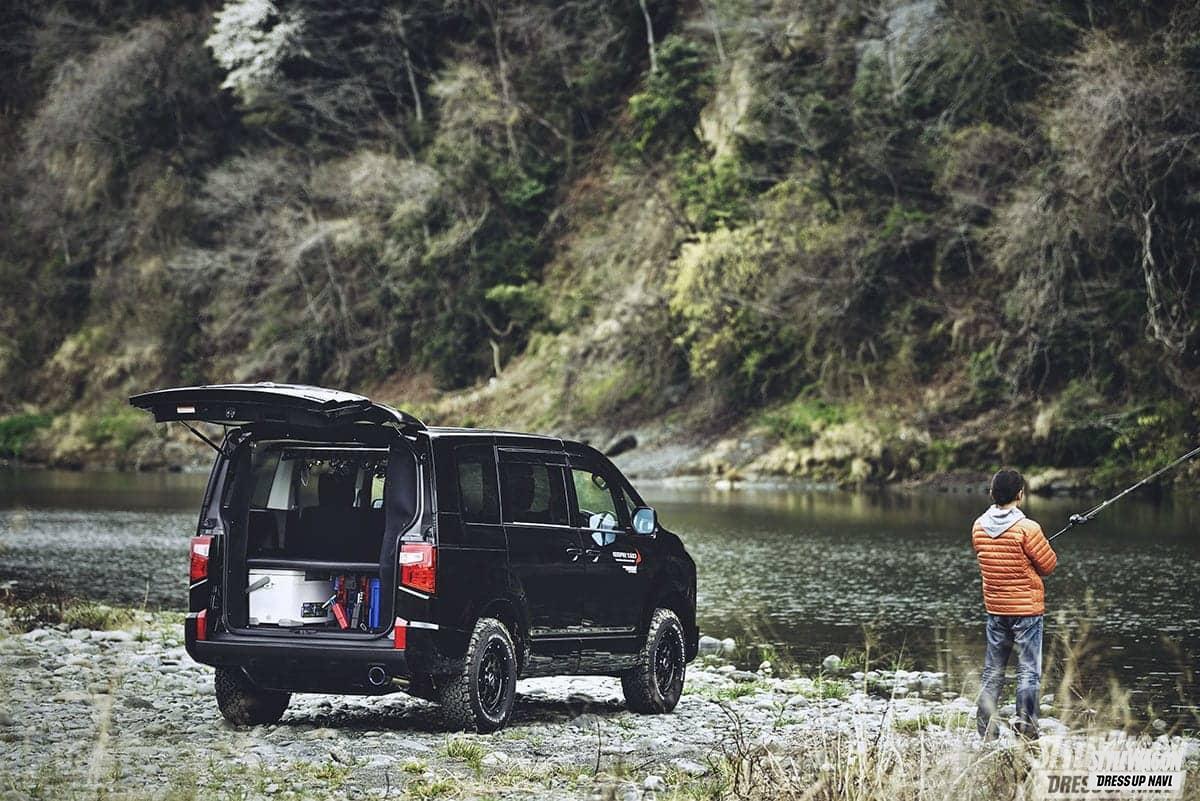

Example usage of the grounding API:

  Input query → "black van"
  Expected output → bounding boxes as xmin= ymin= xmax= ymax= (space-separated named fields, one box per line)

xmin=130 ymin=383 xmax=697 ymax=732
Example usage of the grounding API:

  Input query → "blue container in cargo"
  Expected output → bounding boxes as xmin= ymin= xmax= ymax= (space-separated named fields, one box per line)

xmin=369 ymin=578 xmax=381 ymax=629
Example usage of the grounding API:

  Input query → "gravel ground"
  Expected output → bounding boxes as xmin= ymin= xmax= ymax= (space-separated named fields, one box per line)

xmin=0 ymin=614 xmax=1196 ymax=801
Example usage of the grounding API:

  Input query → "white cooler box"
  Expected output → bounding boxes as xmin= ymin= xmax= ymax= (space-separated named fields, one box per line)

xmin=247 ymin=569 xmax=332 ymax=626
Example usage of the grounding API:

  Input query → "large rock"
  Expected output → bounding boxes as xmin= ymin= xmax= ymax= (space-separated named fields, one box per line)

xmin=697 ymin=636 xmax=723 ymax=657
xmin=603 ymin=433 xmax=638 ymax=458
xmin=821 ymin=654 xmax=842 ymax=673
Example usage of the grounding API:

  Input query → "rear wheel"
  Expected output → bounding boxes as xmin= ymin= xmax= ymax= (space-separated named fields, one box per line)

xmin=437 ymin=617 xmax=517 ymax=733
xmin=214 ymin=667 xmax=291 ymax=726
xmin=622 ymin=608 xmax=686 ymax=713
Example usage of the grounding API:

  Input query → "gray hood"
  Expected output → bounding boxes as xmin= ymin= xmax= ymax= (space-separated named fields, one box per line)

xmin=976 ymin=504 xmax=1025 ymax=538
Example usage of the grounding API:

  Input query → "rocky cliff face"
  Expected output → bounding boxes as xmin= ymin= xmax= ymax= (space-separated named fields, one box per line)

xmin=1 ymin=1 xmax=1198 ymax=486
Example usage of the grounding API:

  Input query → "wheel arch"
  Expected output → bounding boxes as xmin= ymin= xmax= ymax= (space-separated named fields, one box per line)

xmin=472 ymin=595 xmax=530 ymax=674
xmin=643 ymin=585 xmax=698 ymax=662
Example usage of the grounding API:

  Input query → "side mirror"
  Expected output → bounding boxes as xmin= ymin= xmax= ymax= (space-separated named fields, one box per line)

xmin=632 ymin=506 xmax=657 ymax=536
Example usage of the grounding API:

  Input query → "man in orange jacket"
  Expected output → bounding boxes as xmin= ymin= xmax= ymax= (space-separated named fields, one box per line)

xmin=972 ymin=468 xmax=1057 ymax=740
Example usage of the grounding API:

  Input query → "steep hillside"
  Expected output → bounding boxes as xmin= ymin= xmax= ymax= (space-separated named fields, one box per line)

xmin=1 ymin=1 xmax=1199 ymax=488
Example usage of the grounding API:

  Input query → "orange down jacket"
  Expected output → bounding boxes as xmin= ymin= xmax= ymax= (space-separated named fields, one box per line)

xmin=972 ymin=516 xmax=1057 ymax=616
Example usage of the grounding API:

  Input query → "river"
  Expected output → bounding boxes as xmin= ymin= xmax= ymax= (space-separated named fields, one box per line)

xmin=2 ymin=468 xmax=1197 ymax=723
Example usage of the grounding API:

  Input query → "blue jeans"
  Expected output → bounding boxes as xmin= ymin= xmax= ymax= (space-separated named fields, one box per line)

xmin=977 ymin=614 xmax=1043 ymax=739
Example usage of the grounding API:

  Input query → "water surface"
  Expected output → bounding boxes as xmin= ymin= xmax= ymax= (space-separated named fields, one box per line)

xmin=2 ymin=468 xmax=1196 ymax=721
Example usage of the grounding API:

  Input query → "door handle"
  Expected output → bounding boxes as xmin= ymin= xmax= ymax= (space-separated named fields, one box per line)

xmin=564 ymin=547 xmax=583 ymax=562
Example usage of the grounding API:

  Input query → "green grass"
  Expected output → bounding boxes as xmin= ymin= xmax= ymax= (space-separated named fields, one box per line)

xmin=892 ymin=710 xmax=972 ymax=733
xmin=62 ymin=602 xmax=133 ymax=631
xmin=813 ymin=675 xmax=851 ymax=700
xmin=686 ymin=680 xmax=768 ymax=702
xmin=443 ymin=737 xmax=486 ymax=774
xmin=406 ymin=776 xmax=460 ymax=800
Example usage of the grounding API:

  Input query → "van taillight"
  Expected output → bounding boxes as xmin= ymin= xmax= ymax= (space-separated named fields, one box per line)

xmin=399 ymin=543 xmax=436 ymax=594
xmin=190 ymin=536 xmax=213 ymax=582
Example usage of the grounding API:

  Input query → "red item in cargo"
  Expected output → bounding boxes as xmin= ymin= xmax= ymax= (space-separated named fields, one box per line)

xmin=393 ymin=618 xmax=407 ymax=650
xmin=331 ymin=602 xmax=350 ymax=629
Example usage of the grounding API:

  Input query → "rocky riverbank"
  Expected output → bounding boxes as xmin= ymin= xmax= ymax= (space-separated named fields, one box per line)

xmin=2 ymin=611 xmax=1197 ymax=800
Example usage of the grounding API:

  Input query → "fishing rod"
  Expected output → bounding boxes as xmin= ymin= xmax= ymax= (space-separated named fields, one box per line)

xmin=1048 ymin=443 xmax=1200 ymax=541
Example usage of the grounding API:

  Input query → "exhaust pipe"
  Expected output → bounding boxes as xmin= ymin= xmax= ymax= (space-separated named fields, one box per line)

xmin=367 ymin=666 xmax=388 ymax=687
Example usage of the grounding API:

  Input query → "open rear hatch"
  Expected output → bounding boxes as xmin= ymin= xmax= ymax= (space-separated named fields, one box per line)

xmin=130 ymin=383 xmax=425 ymax=641
xmin=128 ymin=383 xmax=423 ymax=431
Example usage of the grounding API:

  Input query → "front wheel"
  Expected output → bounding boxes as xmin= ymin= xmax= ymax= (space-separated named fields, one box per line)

xmin=622 ymin=608 xmax=686 ymax=713
xmin=437 ymin=617 xmax=518 ymax=732
xmin=214 ymin=667 xmax=291 ymax=726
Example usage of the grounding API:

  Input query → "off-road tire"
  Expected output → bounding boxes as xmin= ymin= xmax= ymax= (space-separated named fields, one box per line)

xmin=214 ymin=667 xmax=291 ymax=726
xmin=621 ymin=608 xmax=686 ymax=714
xmin=437 ymin=617 xmax=517 ymax=733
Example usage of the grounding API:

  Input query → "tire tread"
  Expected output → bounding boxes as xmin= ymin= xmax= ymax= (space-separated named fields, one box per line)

xmin=437 ymin=617 xmax=516 ymax=732
xmin=621 ymin=608 xmax=685 ymax=714
xmin=214 ymin=667 xmax=291 ymax=726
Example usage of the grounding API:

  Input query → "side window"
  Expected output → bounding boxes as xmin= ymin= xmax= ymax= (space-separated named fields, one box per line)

xmin=456 ymin=445 xmax=500 ymax=524
xmin=500 ymin=461 xmax=568 ymax=526
xmin=570 ymin=468 xmax=622 ymax=531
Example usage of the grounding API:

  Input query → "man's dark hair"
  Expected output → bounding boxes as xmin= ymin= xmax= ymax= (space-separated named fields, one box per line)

xmin=990 ymin=469 xmax=1024 ymax=505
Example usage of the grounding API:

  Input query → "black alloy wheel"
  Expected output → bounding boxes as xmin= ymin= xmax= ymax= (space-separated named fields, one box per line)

xmin=621 ymin=608 xmax=687 ymax=713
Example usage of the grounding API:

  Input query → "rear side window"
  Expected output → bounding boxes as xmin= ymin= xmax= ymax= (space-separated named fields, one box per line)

xmin=500 ymin=461 xmax=568 ymax=526
xmin=456 ymin=445 xmax=500 ymax=524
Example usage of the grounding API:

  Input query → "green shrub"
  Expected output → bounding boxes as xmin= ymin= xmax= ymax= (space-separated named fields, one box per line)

xmin=627 ymin=36 xmax=714 ymax=154
xmin=674 ymin=152 xmax=752 ymax=231
xmin=0 ymin=412 xmax=52 ymax=457
xmin=761 ymin=399 xmax=847 ymax=444
xmin=967 ymin=344 xmax=1005 ymax=406
xmin=82 ymin=407 xmax=148 ymax=450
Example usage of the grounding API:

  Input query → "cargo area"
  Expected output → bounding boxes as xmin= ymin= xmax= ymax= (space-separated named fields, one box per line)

xmin=222 ymin=440 xmax=416 ymax=635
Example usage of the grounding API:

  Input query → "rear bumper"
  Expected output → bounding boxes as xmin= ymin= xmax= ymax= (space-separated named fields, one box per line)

xmin=185 ymin=613 xmax=462 ymax=694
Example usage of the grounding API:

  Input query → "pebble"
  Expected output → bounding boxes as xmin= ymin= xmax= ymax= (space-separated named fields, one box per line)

xmin=671 ymin=758 xmax=708 ymax=776
xmin=5 ymin=610 xmax=1195 ymax=798
xmin=92 ymin=630 xmax=134 ymax=643
xmin=569 ymin=713 xmax=603 ymax=731
xmin=69 ymin=629 xmax=90 ymax=641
